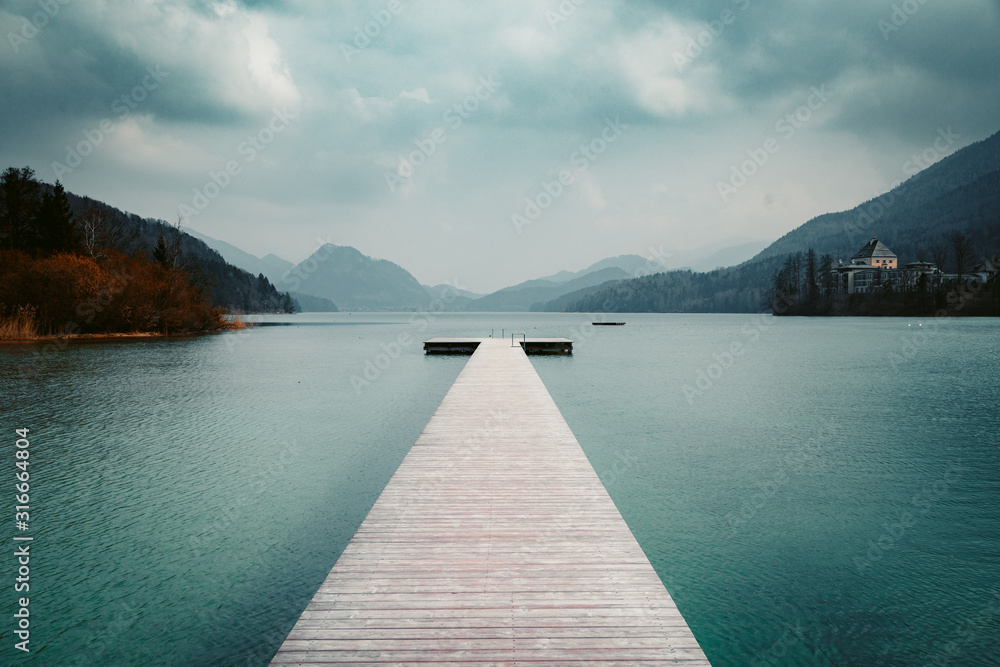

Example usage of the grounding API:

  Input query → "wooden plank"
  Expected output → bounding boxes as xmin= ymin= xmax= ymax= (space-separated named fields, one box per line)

xmin=270 ymin=339 xmax=709 ymax=665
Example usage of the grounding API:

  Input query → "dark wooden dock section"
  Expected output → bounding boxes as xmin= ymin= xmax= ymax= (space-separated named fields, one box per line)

xmin=424 ymin=337 xmax=573 ymax=355
xmin=271 ymin=338 xmax=708 ymax=665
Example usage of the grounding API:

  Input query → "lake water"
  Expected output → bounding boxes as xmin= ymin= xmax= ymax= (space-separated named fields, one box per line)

xmin=1 ymin=313 xmax=998 ymax=665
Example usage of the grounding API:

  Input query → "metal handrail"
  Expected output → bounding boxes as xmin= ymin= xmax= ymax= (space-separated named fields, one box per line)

xmin=510 ymin=332 xmax=526 ymax=348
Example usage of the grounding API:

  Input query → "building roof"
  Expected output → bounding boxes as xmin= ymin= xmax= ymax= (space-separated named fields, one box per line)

xmin=833 ymin=263 xmax=879 ymax=272
xmin=972 ymin=258 xmax=998 ymax=274
xmin=853 ymin=237 xmax=896 ymax=260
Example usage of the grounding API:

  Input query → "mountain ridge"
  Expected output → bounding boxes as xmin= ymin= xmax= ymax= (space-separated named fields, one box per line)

xmin=543 ymin=129 xmax=1000 ymax=313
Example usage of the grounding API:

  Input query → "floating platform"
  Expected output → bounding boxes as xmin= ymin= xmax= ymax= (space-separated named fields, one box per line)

xmin=592 ymin=322 xmax=626 ymax=326
xmin=424 ymin=337 xmax=572 ymax=355
xmin=271 ymin=338 xmax=708 ymax=665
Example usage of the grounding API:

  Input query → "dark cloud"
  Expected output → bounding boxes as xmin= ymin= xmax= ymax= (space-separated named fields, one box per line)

xmin=1 ymin=0 xmax=997 ymax=291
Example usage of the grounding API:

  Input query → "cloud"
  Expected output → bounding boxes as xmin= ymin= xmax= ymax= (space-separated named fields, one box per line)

xmin=0 ymin=0 xmax=299 ymax=128
xmin=1 ymin=0 xmax=998 ymax=292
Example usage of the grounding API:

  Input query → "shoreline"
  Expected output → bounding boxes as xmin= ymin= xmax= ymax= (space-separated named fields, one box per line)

xmin=0 ymin=327 xmax=243 ymax=345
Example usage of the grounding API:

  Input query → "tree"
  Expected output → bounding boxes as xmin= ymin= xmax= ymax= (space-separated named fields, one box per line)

xmin=80 ymin=206 xmax=137 ymax=258
xmin=951 ymin=231 xmax=972 ymax=283
xmin=805 ymin=248 xmax=818 ymax=308
xmin=819 ymin=253 xmax=834 ymax=296
xmin=0 ymin=167 xmax=41 ymax=251
xmin=152 ymin=236 xmax=170 ymax=267
xmin=36 ymin=181 xmax=78 ymax=254
xmin=790 ymin=252 xmax=802 ymax=297
xmin=916 ymin=272 xmax=929 ymax=293
xmin=930 ymin=242 xmax=949 ymax=274
xmin=152 ymin=217 xmax=184 ymax=269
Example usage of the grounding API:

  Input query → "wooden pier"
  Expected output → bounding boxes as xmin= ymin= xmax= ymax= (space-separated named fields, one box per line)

xmin=270 ymin=338 xmax=709 ymax=665
xmin=424 ymin=337 xmax=573 ymax=355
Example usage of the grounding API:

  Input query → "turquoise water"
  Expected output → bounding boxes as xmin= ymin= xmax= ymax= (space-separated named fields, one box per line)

xmin=1 ymin=313 xmax=998 ymax=665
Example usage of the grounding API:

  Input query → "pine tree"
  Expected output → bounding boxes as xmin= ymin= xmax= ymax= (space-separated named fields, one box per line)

xmin=152 ymin=235 xmax=170 ymax=267
xmin=36 ymin=181 xmax=77 ymax=254
xmin=0 ymin=167 xmax=41 ymax=251
xmin=805 ymin=248 xmax=818 ymax=309
xmin=819 ymin=253 xmax=833 ymax=296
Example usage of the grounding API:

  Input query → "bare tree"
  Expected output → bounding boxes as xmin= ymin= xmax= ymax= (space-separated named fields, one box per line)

xmin=80 ymin=207 xmax=138 ymax=258
xmin=158 ymin=216 xmax=185 ymax=269
xmin=930 ymin=243 xmax=948 ymax=273
xmin=951 ymin=232 xmax=972 ymax=283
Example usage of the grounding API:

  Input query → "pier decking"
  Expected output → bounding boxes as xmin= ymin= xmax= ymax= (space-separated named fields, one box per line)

xmin=271 ymin=338 xmax=709 ymax=665
xmin=424 ymin=337 xmax=573 ymax=355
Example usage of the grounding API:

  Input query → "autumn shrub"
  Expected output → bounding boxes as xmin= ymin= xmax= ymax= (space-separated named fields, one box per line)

xmin=0 ymin=305 xmax=39 ymax=340
xmin=0 ymin=249 xmax=229 ymax=336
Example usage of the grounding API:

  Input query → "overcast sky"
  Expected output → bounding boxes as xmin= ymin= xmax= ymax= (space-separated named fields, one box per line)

xmin=2 ymin=0 xmax=999 ymax=292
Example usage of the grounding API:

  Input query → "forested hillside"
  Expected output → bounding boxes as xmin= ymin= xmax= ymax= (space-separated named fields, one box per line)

xmin=548 ymin=130 xmax=1000 ymax=314
xmin=0 ymin=167 xmax=293 ymax=338
xmin=63 ymin=190 xmax=295 ymax=313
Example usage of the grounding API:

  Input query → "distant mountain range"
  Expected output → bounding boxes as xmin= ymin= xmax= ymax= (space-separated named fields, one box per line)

xmin=548 ymin=129 xmax=1000 ymax=313
xmin=49 ymin=125 xmax=998 ymax=317
xmin=189 ymin=230 xmax=769 ymax=312
xmin=186 ymin=228 xmax=294 ymax=285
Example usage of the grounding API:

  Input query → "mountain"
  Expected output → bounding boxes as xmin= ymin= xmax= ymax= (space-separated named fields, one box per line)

xmin=751 ymin=131 xmax=1000 ymax=266
xmin=466 ymin=266 xmax=631 ymax=312
xmin=288 ymin=292 xmax=338 ymax=312
xmin=537 ymin=256 xmax=647 ymax=282
xmin=423 ymin=284 xmax=482 ymax=300
xmin=286 ymin=244 xmax=431 ymax=310
xmin=61 ymin=191 xmax=295 ymax=313
xmin=186 ymin=228 xmax=294 ymax=286
xmin=692 ymin=240 xmax=770 ymax=271
xmin=536 ymin=255 xmax=660 ymax=283
xmin=528 ymin=278 xmax=627 ymax=312
xmin=422 ymin=283 xmax=481 ymax=311
xmin=543 ymin=129 xmax=1000 ymax=313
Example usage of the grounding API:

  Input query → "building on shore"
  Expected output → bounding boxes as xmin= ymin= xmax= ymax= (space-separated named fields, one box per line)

xmin=852 ymin=237 xmax=897 ymax=269
xmin=831 ymin=238 xmax=943 ymax=294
